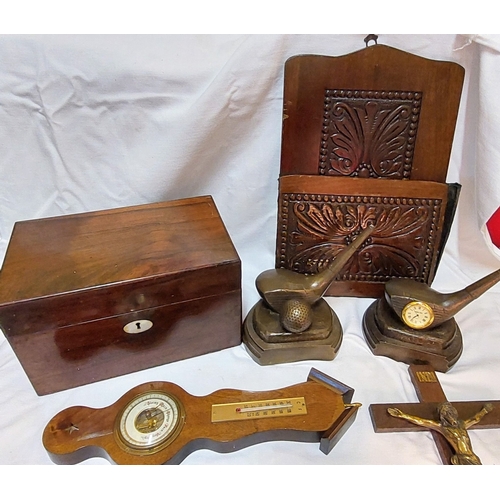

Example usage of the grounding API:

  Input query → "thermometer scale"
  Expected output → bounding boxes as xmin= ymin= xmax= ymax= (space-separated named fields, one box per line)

xmin=211 ymin=397 xmax=306 ymax=422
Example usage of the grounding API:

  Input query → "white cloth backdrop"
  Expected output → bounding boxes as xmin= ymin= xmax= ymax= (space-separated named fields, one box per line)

xmin=1 ymin=34 xmax=500 ymax=466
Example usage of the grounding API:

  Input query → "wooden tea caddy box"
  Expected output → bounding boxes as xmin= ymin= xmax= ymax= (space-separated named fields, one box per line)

xmin=0 ymin=196 xmax=241 ymax=395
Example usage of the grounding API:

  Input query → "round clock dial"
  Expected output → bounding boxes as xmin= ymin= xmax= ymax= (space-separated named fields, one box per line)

xmin=115 ymin=391 xmax=185 ymax=455
xmin=401 ymin=301 xmax=435 ymax=329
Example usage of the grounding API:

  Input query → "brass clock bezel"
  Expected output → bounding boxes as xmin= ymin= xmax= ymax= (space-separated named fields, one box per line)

xmin=114 ymin=390 xmax=186 ymax=456
xmin=401 ymin=301 xmax=435 ymax=329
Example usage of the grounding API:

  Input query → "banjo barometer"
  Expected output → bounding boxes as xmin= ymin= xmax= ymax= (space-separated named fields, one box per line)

xmin=43 ymin=368 xmax=360 ymax=465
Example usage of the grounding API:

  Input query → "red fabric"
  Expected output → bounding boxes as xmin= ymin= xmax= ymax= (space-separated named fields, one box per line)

xmin=487 ymin=206 xmax=500 ymax=248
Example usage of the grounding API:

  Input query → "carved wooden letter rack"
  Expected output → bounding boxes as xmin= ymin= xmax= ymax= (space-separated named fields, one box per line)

xmin=276 ymin=40 xmax=465 ymax=298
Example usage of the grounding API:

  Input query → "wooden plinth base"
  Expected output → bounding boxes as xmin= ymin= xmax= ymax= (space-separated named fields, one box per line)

xmin=243 ymin=299 xmax=342 ymax=365
xmin=362 ymin=298 xmax=463 ymax=372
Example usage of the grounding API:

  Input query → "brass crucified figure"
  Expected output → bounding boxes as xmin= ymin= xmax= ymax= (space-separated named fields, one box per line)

xmin=388 ymin=401 xmax=493 ymax=465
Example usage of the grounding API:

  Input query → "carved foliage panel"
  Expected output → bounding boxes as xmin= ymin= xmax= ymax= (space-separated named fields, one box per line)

xmin=277 ymin=192 xmax=443 ymax=286
xmin=319 ymin=90 xmax=422 ymax=178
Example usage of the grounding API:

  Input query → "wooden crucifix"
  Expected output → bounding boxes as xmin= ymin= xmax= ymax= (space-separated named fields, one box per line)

xmin=370 ymin=364 xmax=500 ymax=464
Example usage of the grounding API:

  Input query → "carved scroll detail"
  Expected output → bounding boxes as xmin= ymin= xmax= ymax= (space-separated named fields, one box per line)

xmin=319 ymin=90 xmax=422 ymax=178
xmin=278 ymin=194 xmax=441 ymax=283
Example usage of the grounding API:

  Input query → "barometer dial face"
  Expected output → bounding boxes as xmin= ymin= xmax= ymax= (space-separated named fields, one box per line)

xmin=401 ymin=301 xmax=435 ymax=329
xmin=114 ymin=391 xmax=185 ymax=455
